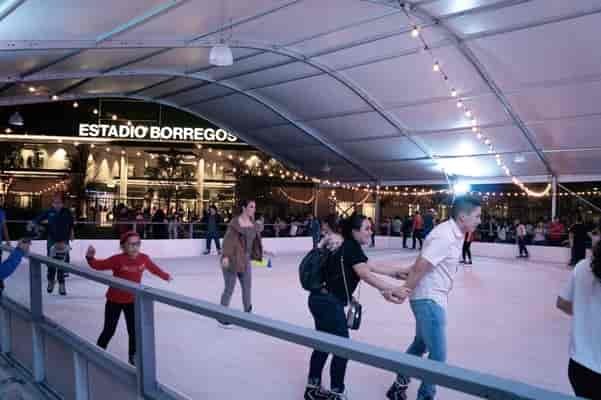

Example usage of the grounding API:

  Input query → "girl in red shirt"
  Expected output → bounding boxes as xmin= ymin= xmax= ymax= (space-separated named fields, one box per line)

xmin=86 ymin=231 xmax=172 ymax=365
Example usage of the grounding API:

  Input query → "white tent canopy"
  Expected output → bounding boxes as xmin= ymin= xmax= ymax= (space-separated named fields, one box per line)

xmin=1 ymin=0 xmax=600 ymax=185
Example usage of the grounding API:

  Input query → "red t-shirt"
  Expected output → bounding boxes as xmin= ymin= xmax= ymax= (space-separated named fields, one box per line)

xmin=86 ymin=253 xmax=170 ymax=304
xmin=413 ymin=215 xmax=424 ymax=230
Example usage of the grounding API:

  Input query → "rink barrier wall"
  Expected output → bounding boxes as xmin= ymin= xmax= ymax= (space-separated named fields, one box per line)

xmin=0 ymin=245 xmax=577 ymax=400
xmin=11 ymin=236 xmax=580 ymax=265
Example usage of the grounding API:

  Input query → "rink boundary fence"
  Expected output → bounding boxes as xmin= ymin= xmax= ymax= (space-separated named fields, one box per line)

xmin=0 ymin=245 xmax=577 ymax=400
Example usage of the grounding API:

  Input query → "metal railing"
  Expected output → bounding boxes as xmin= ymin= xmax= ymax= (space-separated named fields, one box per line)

xmin=5 ymin=219 xmax=575 ymax=247
xmin=0 ymin=245 xmax=577 ymax=400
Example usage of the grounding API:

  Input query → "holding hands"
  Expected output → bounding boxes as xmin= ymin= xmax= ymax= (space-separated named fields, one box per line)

xmin=381 ymin=285 xmax=412 ymax=304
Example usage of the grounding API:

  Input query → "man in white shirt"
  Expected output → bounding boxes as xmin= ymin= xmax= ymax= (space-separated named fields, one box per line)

xmin=557 ymin=256 xmax=601 ymax=399
xmin=385 ymin=197 xmax=481 ymax=400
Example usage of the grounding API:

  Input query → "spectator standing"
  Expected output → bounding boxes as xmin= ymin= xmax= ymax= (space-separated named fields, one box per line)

xmin=309 ymin=214 xmax=321 ymax=249
xmin=423 ymin=209 xmax=434 ymax=238
xmin=570 ymin=216 xmax=588 ymax=267
xmin=533 ymin=222 xmax=546 ymax=246
xmin=392 ymin=216 xmax=402 ymax=237
xmin=549 ymin=217 xmax=566 ymax=246
xmin=412 ymin=211 xmax=424 ymax=250
xmin=402 ymin=215 xmax=412 ymax=249
xmin=203 ymin=205 xmax=222 ymax=255
xmin=31 ymin=192 xmax=74 ymax=296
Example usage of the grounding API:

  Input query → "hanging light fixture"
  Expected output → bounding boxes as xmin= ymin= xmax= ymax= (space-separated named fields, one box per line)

xmin=8 ymin=111 xmax=24 ymax=126
xmin=209 ymin=0 xmax=234 ymax=67
xmin=209 ymin=44 xmax=234 ymax=67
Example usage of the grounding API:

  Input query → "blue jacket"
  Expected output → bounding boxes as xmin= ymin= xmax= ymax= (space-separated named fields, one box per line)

xmin=0 ymin=247 xmax=25 ymax=280
xmin=33 ymin=208 xmax=74 ymax=242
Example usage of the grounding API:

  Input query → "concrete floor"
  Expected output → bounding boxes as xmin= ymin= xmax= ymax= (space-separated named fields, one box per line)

xmin=3 ymin=248 xmax=575 ymax=399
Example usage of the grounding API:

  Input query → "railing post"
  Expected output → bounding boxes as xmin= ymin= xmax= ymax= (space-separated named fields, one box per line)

xmin=189 ymin=223 xmax=194 ymax=239
xmin=135 ymin=292 xmax=157 ymax=396
xmin=29 ymin=259 xmax=43 ymax=319
xmin=29 ymin=258 xmax=46 ymax=382
xmin=73 ymin=351 xmax=89 ymax=400
xmin=0 ymin=306 xmax=11 ymax=354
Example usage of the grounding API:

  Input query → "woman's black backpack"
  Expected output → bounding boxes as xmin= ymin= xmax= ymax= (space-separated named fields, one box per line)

xmin=299 ymin=248 xmax=329 ymax=291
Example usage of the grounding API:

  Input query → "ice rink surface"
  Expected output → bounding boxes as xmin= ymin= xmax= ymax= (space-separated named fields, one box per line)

xmin=3 ymin=247 xmax=574 ymax=399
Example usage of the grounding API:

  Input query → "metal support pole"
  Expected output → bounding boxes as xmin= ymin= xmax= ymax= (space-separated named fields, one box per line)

xmin=374 ymin=193 xmax=381 ymax=230
xmin=29 ymin=259 xmax=45 ymax=382
xmin=313 ymin=184 xmax=319 ymax=217
xmin=135 ymin=293 xmax=157 ymax=396
xmin=0 ymin=306 xmax=11 ymax=354
xmin=73 ymin=351 xmax=89 ymax=400
xmin=551 ymin=176 xmax=558 ymax=219
xmin=29 ymin=259 xmax=43 ymax=320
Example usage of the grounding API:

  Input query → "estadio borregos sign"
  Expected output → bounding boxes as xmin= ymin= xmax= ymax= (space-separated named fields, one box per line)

xmin=78 ymin=123 xmax=238 ymax=143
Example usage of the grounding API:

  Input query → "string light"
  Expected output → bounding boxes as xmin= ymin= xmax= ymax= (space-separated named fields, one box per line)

xmin=411 ymin=26 xmax=420 ymax=38
xmin=51 ymin=95 xmax=59 ymax=101
xmin=73 ymin=102 xmax=79 ymax=108
xmin=93 ymin=108 xmax=98 ymax=115
xmin=112 ymin=114 xmax=117 ymax=121
xmin=400 ymin=6 xmax=550 ymax=197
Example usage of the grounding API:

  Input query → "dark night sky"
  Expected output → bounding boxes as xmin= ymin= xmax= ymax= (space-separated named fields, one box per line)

xmin=0 ymin=98 xmax=220 ymax=138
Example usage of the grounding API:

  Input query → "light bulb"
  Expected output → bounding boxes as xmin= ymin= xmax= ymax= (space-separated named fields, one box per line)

xmin=73 ymin=102 xmax=79 ymax=108
xmin=28 ymin=86 xmax=36 ymax=93
xmin=51 ymin=95 xmax=59 ymax=101
xmin=472 ymin=126 xmax=478 ymax=132
xmin=112 ymin=114 xmax=117 ymax=120
xmin=451 ymin=89 xmax=457 ymax=97
xmin=433 ymin=62 xmax=440 ymax=72
xmin=465 ymin=109 xmax=472 ymax=117
xmin=411 ymin=26 xmax=420 ymax=38
xmin=476 ymin=133 xmax=483 ymax=139
xmin=456 ymin=100 xmax=463 ymax=108
xmin=484 ymin=139 xmax=491 ymax=145
xmin=93 ymin=108 xmax=98 ymax=115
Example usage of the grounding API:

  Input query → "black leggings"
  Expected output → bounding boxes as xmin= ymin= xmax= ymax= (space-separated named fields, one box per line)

xmin=462 ymin=241 xmax=472 ymax=262
xmin=308 ymin=292 xmax=349 ymax=393
xmin=518 ymin=237 xmax=529 ymax=256
xmin=569 ymin=359 xmax=601 ymax=399
xmin=97 ymin=301 xmax=136 ymax=357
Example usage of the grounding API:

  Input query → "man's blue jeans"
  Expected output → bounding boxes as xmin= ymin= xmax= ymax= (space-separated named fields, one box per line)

xmin=398 ymin=299 xmax=447 ymax=400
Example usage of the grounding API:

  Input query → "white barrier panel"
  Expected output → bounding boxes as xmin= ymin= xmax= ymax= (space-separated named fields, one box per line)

xmin=16 ymin=237 xmax=586 ymax=265
xmin=19 ymin=237 xmax=316 ymax=262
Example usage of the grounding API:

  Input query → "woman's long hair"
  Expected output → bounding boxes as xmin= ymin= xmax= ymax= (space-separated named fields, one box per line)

xmin=591 ymin=240 xmax=601 ymax=281
xmin=341 ymin=212 xmax=367 ymax=241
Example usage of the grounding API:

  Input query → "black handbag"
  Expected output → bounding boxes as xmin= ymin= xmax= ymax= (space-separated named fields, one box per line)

xmin=341 ymin=253 xmax=362 ymax=330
